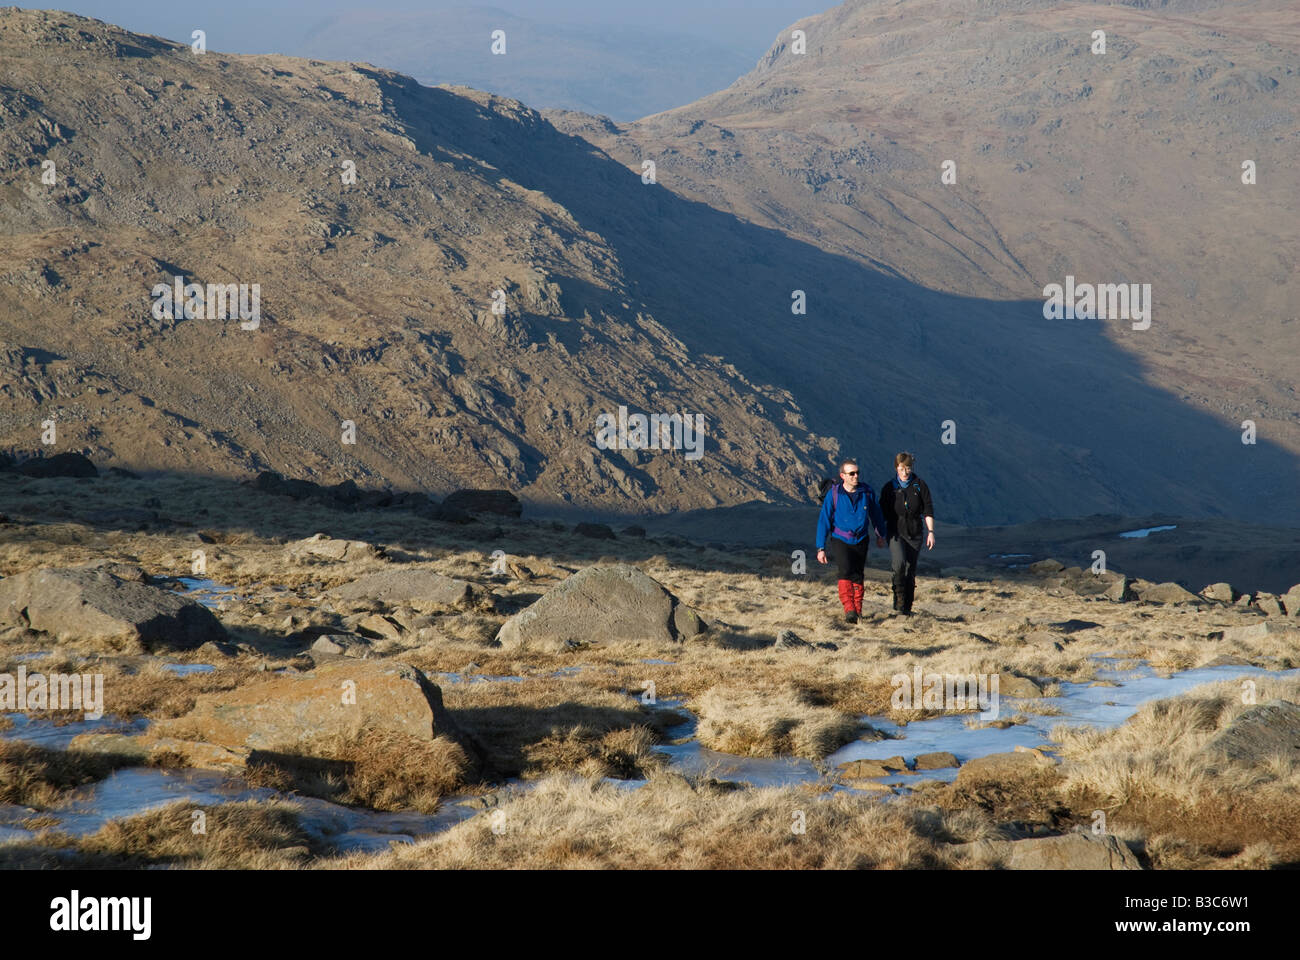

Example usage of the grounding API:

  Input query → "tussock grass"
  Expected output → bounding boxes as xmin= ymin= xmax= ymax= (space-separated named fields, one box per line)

xmin=442 ymin=678 xmax=670 ymax=779
xmin=331 ymin=772 xmax=980 ymax=869
xmin=0 ymin=800 xmax=317 ymax=869
xmin=243 ymin=730 xmax=470 ymax=813
xmin=524 ymin=725 xmax=663 ymax=780
xmin=695 ymin=685 xmax=862 ymax=760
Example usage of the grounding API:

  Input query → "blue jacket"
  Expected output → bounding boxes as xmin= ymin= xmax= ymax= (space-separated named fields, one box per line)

xmin=816 ymin=482 xmax=886 ymax=550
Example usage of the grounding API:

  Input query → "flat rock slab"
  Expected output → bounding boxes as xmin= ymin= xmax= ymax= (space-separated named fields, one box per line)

xmin=287 ymin=534 xmax=382 ymax=563
xmin=953 ymin=750 xmax=1057 ymax=788
xmin=959 ymin=833 xmax=1140 ymax=869
xmin=1218 ymin=621 xmax=1300 ymax=644
xmin=495 ymin=564 xmax=707 ymax=653
xmin=838 ymin=756 xmax=908 ymax=778
xmin=154 ymin=659 xmax=474 ymax=769
xmin=1132 ymin=580 xmax=1203 ymax=605
xmin=332 ymin=569 xmax=474 ymax=611
xmin=1202 ymin=700 xmax=1300 ymax=768
xmin=0 ymin=565 xmax=227 ymax=653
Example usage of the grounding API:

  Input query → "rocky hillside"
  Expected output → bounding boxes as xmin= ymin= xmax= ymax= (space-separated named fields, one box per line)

xmin=1 ymin=6 xmax=1296 ymax=524
xmin=0 ymin=9 xmax=824 ymax=514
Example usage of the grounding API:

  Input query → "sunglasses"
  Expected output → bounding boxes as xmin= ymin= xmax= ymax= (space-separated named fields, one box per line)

xmin=842 ymin=470 xmax=858 ymax=476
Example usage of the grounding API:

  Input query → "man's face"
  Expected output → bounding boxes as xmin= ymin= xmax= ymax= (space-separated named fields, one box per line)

xmin=841 ymin=465 xmax=859 ymax=489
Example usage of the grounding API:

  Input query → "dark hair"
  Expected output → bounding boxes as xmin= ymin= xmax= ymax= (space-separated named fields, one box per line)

xmin=839 ymin=458 xmax=858 ymax=474
xmin=894 ymin=452 xmax=915 ymax=468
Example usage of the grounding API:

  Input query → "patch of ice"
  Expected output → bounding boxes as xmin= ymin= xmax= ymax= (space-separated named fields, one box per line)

xmin=1119 ymin=524 xmax=1177 ymax=538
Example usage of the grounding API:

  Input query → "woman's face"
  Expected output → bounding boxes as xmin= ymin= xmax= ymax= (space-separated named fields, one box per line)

xmin=897 ymin=462 xmax=911 ymax=481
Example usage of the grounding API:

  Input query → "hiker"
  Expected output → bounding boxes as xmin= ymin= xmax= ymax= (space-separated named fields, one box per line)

xmin=878 ymin=452 xmax=935 ymax=615
xmin=815 ymin=458 xmax=887 ymax=623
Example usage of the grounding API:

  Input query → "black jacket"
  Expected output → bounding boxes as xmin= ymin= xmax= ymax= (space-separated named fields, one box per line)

xmin=879 ymin=473 xmax=934 ymax=541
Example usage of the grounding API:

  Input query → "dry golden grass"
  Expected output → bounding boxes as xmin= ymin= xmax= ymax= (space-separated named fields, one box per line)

xmin=440 ymin=677 xmax=675 ymax=779
xmin=5 ymin=473 xmax=1300 ymax=869
xmin=0 ymin=800 xmax=317 ymax=869
xmin=695 ymin=685 xmax=862 ymax=760
xmin=1052 ymin=677 xmax=1300 ymax=863
xmin=330 ymin=771 xmax=988 ymax=869
xmin=242 ymin=730 xmax=470 ymax=813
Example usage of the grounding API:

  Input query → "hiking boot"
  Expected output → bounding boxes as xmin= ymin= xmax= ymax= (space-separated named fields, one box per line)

xmin=844 ymin=609 xmax=859 ymax=624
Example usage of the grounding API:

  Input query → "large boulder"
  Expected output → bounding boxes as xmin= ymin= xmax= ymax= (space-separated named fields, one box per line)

xmin=0 ymin=565 xmax=227 ymax=652
xmin=1202 ymin=582 xmax=1238 ymax=603
xmin=959 ymin=833 xmax=1140 ymax=869
xmin=155 ymin=659 xmax=474 ymax=764
xmin=495 ymin=564 xmax=707 ymax=653
xmin=11 ymin=452 xmax=98 ymax=478
xmin=441 ymin=489 xmax=521 ymax=517
xmin=1201 ymin=700 xmax=1300 ymax=768
xmin=332 ymin=568 xmax=474 ymax=611
xmin=1282 ymin=585 xmax=1300 ymax=618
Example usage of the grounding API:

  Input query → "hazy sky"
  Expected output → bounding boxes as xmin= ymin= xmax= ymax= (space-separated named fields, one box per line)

xmin=54 ymin=1 xmax=831 ymax=50
xmin=41 ymin=1 xmax=833 ymax=117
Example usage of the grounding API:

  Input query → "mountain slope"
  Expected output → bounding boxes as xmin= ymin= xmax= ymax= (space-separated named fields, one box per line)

xmin=0 ymin=9 xmax=827 ymax=512
xmin=546 ymin=0 xmax=1300 ymax=515
xmin=1 ymin=7 xmax=1296 ymax=524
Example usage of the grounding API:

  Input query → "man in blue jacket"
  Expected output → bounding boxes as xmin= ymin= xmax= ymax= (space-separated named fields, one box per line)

xmin=816 ymin=458 xmax=887 ymax=623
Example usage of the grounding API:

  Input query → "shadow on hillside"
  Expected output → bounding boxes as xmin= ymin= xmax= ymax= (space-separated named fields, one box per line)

xmin=352 ymin=75 xmax=1300 ymax=527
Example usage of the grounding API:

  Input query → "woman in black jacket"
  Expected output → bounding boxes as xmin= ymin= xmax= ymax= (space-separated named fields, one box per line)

xmin=878 ymin=452 xmax=935 ymax=615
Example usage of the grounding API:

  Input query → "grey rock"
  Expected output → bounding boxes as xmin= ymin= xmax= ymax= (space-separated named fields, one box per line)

xmin=1202 ymin=699 xmax=1300 ymax=768
xmin=960 ymin=833 xmax=1140 ymax=869
xmin=496 ymin=564 xmax=707 ymax=653
xmin=13 ymin=452 xmax=98 ymax=478
xmin=0 ymin=564 xmax=227 ymax=653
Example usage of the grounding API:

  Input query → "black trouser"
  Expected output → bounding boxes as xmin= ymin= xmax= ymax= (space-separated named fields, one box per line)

xmin=826 ymin=536 xmax=868 ymax=584
xmin=889 ymin=535 xmax=921 ymax=609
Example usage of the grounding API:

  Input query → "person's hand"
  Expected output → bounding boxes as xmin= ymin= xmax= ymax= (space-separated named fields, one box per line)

xmin=875 ymin=536 xmax=886 ymax=549
xmin=926 ymin=531 xmax=936 ymax=550
xmin=816 ymin=549 xmax=827 ymax=565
